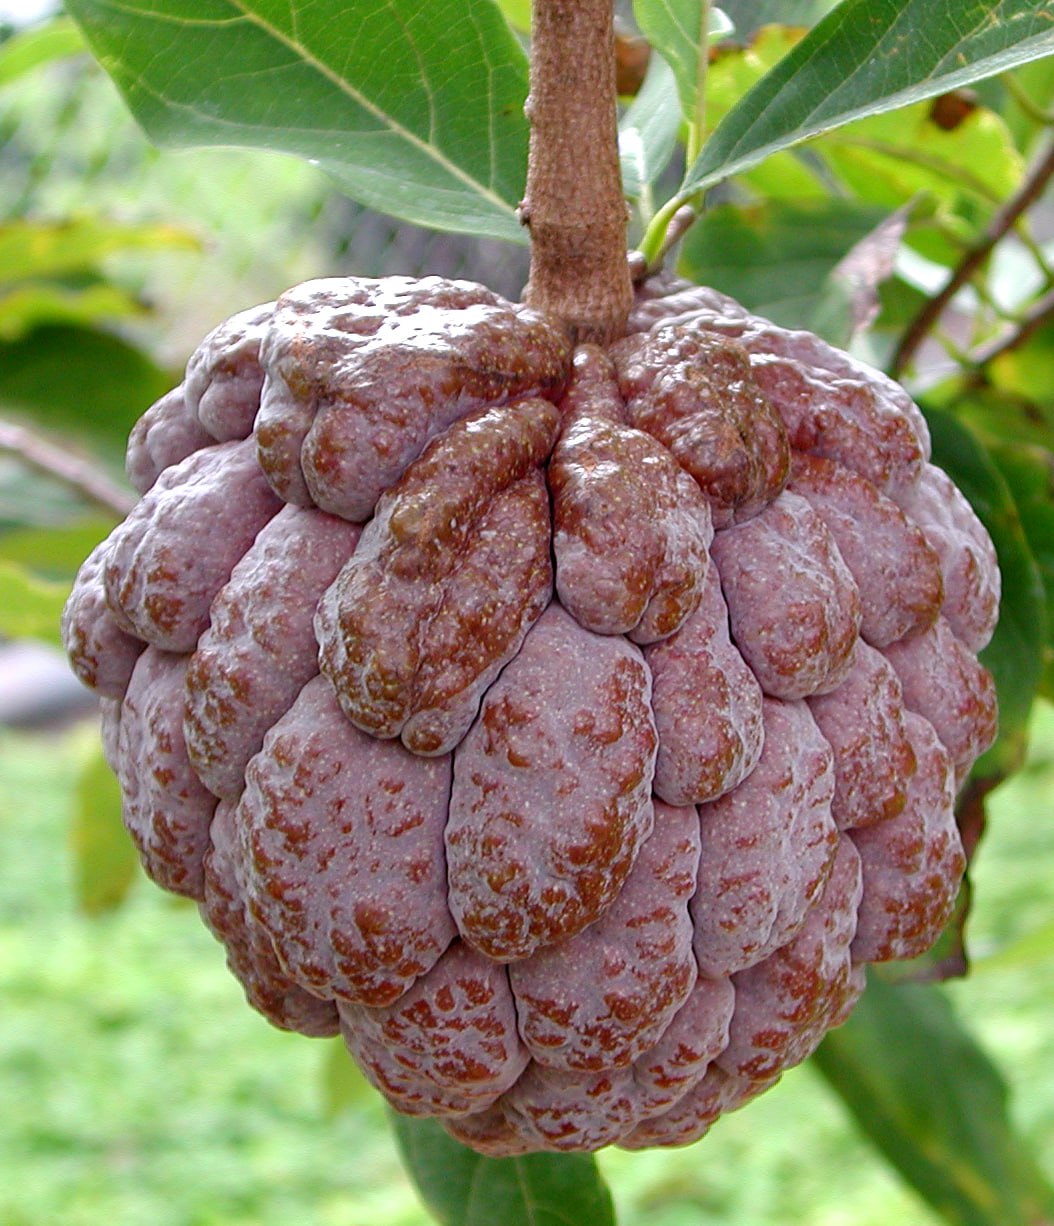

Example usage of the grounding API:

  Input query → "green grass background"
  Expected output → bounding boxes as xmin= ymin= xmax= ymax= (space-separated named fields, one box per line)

xmin=1 ymin=707 xmax=1052 ymax=1226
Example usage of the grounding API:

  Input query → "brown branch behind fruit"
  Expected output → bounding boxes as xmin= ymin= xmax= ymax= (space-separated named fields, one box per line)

xmin=522 ymin=0 xmax=633 ymax=345
xmin=893 ymin=137 xmax=1054 ymax=377
xmin=0 ymin=418 xmax=135 ymax=517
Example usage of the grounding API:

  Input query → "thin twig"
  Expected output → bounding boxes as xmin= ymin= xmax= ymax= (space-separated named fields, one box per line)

xmin=892 ymin=137 xmax=1054 ymax=377
xmin=0 ymin=418 xmax=135 ymax=517
xmin=968 ymin=286 xmax=1054 ymax=369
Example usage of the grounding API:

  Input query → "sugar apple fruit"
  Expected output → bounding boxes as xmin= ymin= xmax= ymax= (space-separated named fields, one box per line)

xmin=62 ymin=272 xmax=998 ymax=1154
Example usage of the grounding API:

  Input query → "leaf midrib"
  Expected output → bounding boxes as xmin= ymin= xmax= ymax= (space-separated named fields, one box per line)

xmin=94 ymin=0 xmax=521 ymax=221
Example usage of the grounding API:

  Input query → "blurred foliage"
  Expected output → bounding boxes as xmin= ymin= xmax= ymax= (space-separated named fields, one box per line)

xmin=2 ymin=5 xmax=1054 ymax=1226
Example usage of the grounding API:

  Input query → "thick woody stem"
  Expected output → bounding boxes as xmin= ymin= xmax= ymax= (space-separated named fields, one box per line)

xmin=522 ymin=0 xmax=633 ymax=345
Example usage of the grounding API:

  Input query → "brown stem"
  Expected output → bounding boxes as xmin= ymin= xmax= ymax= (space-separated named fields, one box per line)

xmin=0 ymin=418 xmax=135 ymax=517
xmin=892 ymin=137 xmax=1054 ymax=377
xmin=522 ymin=0 xmax=633 ymax=345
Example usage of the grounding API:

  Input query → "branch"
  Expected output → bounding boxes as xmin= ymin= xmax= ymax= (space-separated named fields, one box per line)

xmin=968 ymin=285 xmax=1054 ymax=369
xmin=0 ymin=418 xmax=135 ymax=518
xmin=892 ymin=137 xmax=1054 ymax=378
xmin=521 ymin=0 xmax=632 ymax=344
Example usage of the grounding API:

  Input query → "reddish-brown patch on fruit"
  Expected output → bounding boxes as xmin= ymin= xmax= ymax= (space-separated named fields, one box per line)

xmin=611 ymin=325 xmax=790 ymax=526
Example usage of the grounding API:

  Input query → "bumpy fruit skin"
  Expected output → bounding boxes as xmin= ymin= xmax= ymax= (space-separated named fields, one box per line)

xmin=63 ymin=273 xmax=999 ymax=1154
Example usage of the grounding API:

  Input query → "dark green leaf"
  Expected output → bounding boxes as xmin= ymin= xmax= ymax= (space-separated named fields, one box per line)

xmin=923 ymin=407 xmax=1047 ymax=781
xmin=678 ymin=197 xmax=890 ymax=341
xmin=0 ymin=324 xmax=173 ymax=453
xmin=64 ymin=0 xmax=530 ymax=242
xmin=682 ymin=0 xmax=1054 ymax=198
xmin=0 ymin=16 xmax=85 ymax=86
xmin=634 ymin=0 xmax=734 ymax=131
xmin=986 ymin=440 xmax=1054 ymax=697
xmin=70 ymin=739 xmax=138 ymax=916
xmin=391 ymin=1113 xmax=615 ymax=1226
xmin=0 ymin=560 xmax=69 ymax=644
xmin=815 ymin=974 xmax=1054 ymax=1226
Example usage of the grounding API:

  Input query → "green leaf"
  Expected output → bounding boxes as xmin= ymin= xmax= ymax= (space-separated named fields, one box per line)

xmin=678 ymin=197 xmax=891 ymax=340
xmin=70 ymin=740 xmax=138 ymax=916
xmin=0 ymin=283 xmax=147 ymax=342
xmin=815 ymin=101 xmax=1024 ymax=227
xmin=319 ymin=1038 xmax=374 ymax=1119
xmin=0 ymin=218 xmax=200 ymax=284
xmin=702 ymin=26 xmax=831 ymax=201
xmin=0 ymin=324 xmax=173 ymax=453
xmin=814 ymin=974 xmax=1054 ymax=1226
xmin=0 ymin=516 xmax=117 ymax=580
xmin=634 ymin=0 xmax=734 ymax=131
xmin=1002 ymin=56 xmax=1054 ymax=151
xmin=391 ymin=1114 xmax=615 ymax=1226
xmin=619 ymin=51 xmax=682 ymax=203
xmin=0 ymin=16 xmax=86 ymax=87
xmin=986 ymin=440 xmax=1054 ymax=697
xmin=0 ymin=559 xmax=69 ymax=644
xmin=64 ymin=0 xmax=530 ymax=243
xmin=923 ymin=407 xmax=1047 ymax=782
xmin=492 ymin=0 xmax=531 ymax=33
xmin=718 ymin=0 xmax=840 ymax=40
xmin=973 ymin=915 xmax=1054 ymax=973
xmin=682 ymin=0 xmax=1054 ymax=199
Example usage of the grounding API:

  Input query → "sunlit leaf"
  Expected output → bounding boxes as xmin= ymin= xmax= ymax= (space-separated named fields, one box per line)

xmin=392 ymin=1114 xmax=615 ymax=1226
xmin=319 ymin=1038 xmax=374 ymax=1119
xmin=64 ymin=0 xmax=530 ymax=243
xmin=682 ymin=0 xmax=1054 ymax=198
xmin=0 ymin=283 xmax=146 ymax=342
xmin=0 ymin=516 xmax=117 ymax=580
xmin=0 ymin=559 xmax=69 ymax=644
xmin=817 ymin=102 xmax=1024 ymax=227
xmin=492 ymin=0 xmax=531 ymax=33
xmin=70 ymin=739 xmax=138 ymax=916
xmin=1002 ymin=57 xmax=1054 ymax=153
xmin=0 ymin=218 xmax=200 ymax=285
xmin=987 ymin=320 xmax=1054 ymax=414
xmin=0 ymin=16 xmax=86 ymax=86
xmin=815 ymin=975 xmax=1054 ymax=1226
